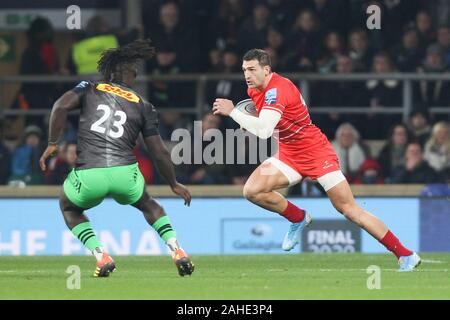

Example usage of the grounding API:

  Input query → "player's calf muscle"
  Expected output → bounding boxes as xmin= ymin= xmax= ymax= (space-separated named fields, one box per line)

xmin=329 ymin=195 xmax=361 ymax=222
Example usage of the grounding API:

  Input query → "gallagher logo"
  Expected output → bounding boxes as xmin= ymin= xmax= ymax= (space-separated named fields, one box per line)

xmin=96 ymin=83 xmax=140 ymax=103
xmin=251 ymin=224 xmax=272 ymax=237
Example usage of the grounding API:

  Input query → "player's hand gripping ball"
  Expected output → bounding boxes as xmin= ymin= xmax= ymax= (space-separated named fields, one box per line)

xmin=234 ymin=99 xmax=257 ymax=117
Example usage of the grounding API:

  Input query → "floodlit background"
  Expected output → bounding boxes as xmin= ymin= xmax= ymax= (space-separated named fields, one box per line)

xmin=0 ymin=0 xmax=448 ymax=257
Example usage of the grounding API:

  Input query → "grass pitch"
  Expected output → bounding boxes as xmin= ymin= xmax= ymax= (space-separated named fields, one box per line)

xmin=0 ymin=253 xmax=448 ymax=300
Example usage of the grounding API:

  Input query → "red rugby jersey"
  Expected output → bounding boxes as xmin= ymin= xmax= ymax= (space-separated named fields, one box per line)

xmin=247 ymin=73 xmax=328 ymax=151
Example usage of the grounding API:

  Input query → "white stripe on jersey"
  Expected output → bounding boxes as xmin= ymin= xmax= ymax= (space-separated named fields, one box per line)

xmin=298 ymin=113 xmax=310 ymax=122
xmin=279 ymin=121 xmax=312 ymax=141
xmin=278 ymin=121 xmax=296 ymax=133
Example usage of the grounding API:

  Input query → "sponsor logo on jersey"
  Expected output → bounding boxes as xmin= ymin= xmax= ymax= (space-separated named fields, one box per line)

xmin=264 ymin=88 xmax=277 ymax=105
xmin=75 ymin=81 xmax=89 ymax=89
xmin=323 ymin=160 xmax=334 ymax=169
xmin=96 ymin=83 xmax=140 ymax=102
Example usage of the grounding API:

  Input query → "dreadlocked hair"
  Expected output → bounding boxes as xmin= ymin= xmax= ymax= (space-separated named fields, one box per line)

xmin=97 ymin=38 xmax=155 ymax=80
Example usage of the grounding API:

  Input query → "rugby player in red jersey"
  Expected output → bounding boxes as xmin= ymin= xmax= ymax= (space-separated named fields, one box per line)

xmin=213 ymin=49 xmax=420 ymax=272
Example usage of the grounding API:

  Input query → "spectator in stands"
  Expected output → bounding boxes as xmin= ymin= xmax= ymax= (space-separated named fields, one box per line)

xmin=0 ymin=122 xmax=11 ymax=185
xmin=315 ymin=55 xmax=368 ymax=138
xmin=265 ymin=27 xmax=287 ymax=69
xmin=181 ymin=113 xmax=227 ymax=184
xmin=367 ymin=53 xmax=401 ymax=107
xmin=436 ymin=25 xmax=450 ymax=66
xmin=237 ymin=2 xmax=272 ymax=54
xmin=148 ymin=43 xmax=194 ymax=108
xmin=429 ymin=1 xmax=450 ymax=34
xmin=415 ymin=10 xmax=435 ymax=50
xmin=264 ymin=47 xmax=280 ymax=71
xmin=265 ymin=0 xmax=299 ymax=31
xmin=68 ymin=15 xmax=140 ymax=75
xmin=424 ymin=121 xmax=450 ymax=173
xmin=207 ymin=48 xmax=224 ymax=72
xmin=352 ymin=0 xmax=419 ymax=51
xmin=416 ymin=44 xmax=450 ymax=108
xmin=8 ymin=125 xmax=45 ymax=186
xmin=206 ymin=48 xmax=247 ymax=112
xmin=348 ymin=29 xmax=374 ymax=72
xmin=393 ymin=27 xmax=424 ymax=72
xmin=365 ymin=52 xmax=402 ymax=138
xmin=353 ymin=158 xmax=384 ymax=185
xmin=332 ymin=123 xmax=368 ymax=182
xmin=407 ymin=109 xmax=431 ymax=147
xmin=224 ymin=135 xmax=258 ymax=185
xmin=147 ymin=3 xmax=197 ymax=108
xmin=148 ymin=2 xmax=199 ymax=72
xmin=209 ymin=0 xmax=249 ymax=50
xmin=45 ymin=142 xmax=77 ymax=185
xmin=158 ymin=112 xmax=193 ymax=141
xmin=310 ymin=0 xmax=348 ymax=35
xmin=391 ymin=142 xmax=439 ymax=184
xmin=0 ymin=143 xmax=10 ymax=185
xmin=284 ymin=9 xmax=322 ymax=72
xmin=317 ymin=31 xmax=346 ymax=74
xmin=377 ymin=124 xmax=410 ymax=179
xmin=14 ymin=17 xmax=64 ymax=127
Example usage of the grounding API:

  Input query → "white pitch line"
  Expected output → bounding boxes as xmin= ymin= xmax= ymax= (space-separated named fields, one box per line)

xmin=421 ymin=259 xmax=446 ymax=264
xmin=268 ymin=268 xmax=449 ymax=272
xmin=0 ymin=270 xmax=49 ymax=273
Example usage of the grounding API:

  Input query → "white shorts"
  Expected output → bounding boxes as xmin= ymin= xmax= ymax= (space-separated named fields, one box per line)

xmin=264 ymin=157 xmax=346 ymax=191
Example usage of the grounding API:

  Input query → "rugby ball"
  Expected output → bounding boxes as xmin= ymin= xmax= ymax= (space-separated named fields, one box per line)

xmin=235 ymin=99 xmax=257 ymax=117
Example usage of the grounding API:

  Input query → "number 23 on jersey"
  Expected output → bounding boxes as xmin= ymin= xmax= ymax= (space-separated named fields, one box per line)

xmin=90 ymin=104 xmax=127 ymax=138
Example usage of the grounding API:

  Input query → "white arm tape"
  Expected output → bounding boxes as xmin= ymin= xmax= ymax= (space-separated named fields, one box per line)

xmin=230 ymin=108 xmax=281 ymax=139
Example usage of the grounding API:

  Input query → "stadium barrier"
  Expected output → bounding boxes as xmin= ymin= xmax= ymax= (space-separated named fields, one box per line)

xmin=0 ymin=185 xmax=448 ymax=255
xmin=0 ymin=184 xmax=428 ymax=197
xmin=1 ymin=73 xmax=449 ymax=121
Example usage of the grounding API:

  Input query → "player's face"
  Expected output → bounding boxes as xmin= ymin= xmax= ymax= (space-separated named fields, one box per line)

xmin=242 ymin=60 xmax=270 ymax=89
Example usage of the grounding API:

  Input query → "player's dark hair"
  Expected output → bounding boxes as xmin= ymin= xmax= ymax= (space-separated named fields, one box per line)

xmin=97 ymin=39 xmax=155 ymax=80
xmin=243 ymin=49 xmax=272 ymax=68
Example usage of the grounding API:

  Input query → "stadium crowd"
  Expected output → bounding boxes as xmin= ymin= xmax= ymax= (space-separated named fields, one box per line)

xmin=0 ymin=0 xmax=449 ymax=188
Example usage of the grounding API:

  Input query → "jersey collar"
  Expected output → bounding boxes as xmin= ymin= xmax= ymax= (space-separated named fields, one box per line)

xmin=111 ymin=80 xmax=132 ymax=89
xmin=262 ymin=72 xmax=275 ymax=92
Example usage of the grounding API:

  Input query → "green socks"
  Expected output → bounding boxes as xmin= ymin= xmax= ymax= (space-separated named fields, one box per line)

xmin=71 ymin=221 xmax=102 ymax=251
xmin=71 ymin=217 xmax=177 ymax=255
xmin=152 ymin=216 xmax=176 ymax=242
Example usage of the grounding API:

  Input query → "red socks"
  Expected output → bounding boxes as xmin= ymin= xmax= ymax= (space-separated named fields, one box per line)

xmin=281 ymin=201 xmax=305 ymax=223
xmin=281 ymin=204 xmax=412 ymax=259
xmin=380 ymin=230 xmax=413 ymax=259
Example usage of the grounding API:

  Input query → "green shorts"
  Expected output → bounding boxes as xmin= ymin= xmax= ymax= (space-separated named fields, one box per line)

xmin=63 ymin=163 xmax=145 ymax=209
